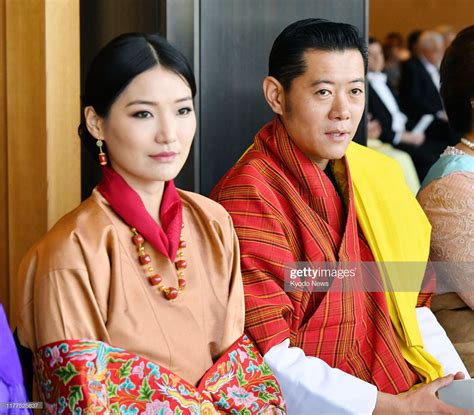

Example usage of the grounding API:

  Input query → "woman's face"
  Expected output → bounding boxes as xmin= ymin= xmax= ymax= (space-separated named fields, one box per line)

xmin=99 ymin=65 xmax=196 ymax=191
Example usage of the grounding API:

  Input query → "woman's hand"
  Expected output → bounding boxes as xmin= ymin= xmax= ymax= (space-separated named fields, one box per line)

xmin=374 ymin=372 xmax=473 ymax=414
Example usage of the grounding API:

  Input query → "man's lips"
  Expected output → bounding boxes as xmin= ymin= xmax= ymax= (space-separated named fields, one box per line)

xmin=325 ymin=130 xmax=350 ymax=141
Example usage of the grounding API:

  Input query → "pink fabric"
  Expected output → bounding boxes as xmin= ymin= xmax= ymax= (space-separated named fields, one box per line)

xmin=97 ymin=166 xmax=182 ymax=260
xmin=418 ymin=170 xmax=474 ymax=308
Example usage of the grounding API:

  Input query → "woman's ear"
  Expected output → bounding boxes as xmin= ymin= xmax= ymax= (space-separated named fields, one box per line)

xmin=263 ymin=76 xmax=285 ymax=115
xmin=84 ymin=106 xmax=104 ymax=140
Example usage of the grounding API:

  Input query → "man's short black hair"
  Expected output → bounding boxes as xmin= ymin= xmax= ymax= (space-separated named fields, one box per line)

xmin=269 ymin=18 xmax=368 ymax=91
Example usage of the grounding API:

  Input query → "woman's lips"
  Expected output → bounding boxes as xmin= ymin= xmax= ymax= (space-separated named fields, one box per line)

xmin=149 ymin=152 xmax=177 ymax=162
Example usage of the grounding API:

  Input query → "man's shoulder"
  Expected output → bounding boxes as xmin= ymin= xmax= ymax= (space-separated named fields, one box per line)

xmin=211 ymin=146 xmax=276 ymax=197
xmin=403 ymin=57 xmax=431 ymax=79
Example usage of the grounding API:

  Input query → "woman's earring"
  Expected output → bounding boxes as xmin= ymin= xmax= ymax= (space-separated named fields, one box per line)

xmin=97 ymin=138 xmax=108 ymax=166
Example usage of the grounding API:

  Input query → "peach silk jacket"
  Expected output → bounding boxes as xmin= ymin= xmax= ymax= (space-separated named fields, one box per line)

xmin=16 ymin=189 xmax=244 ymax=386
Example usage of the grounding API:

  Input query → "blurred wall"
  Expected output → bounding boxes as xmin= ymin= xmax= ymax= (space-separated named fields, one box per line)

xmin=370 ymin=0 xmax=473 ymax=42
xmin=0 ymin=0 xmax=7 ymax=319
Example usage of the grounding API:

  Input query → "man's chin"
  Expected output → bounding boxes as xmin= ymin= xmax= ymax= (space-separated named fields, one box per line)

xmin=325 ymin=142 xmax=351 ymax=161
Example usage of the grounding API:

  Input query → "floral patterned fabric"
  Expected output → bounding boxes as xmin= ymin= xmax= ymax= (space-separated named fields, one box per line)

xmin=34 ymin=335 xmax=285 ymax=414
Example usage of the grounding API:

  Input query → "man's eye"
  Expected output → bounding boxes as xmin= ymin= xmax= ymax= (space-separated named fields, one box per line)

xmin=351 ymin=88 xmax=364 ymax=95
xmin=316 ymin=89 xmax=331 ymax=96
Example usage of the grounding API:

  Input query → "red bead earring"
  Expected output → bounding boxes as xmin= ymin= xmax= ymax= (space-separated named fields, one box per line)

xmin=96 ymin=138 xmax=108 ymax=166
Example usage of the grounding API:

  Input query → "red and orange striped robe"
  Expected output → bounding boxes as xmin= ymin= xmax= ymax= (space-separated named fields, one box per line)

xmin=211 ymin=116 xmax=430 ymax=394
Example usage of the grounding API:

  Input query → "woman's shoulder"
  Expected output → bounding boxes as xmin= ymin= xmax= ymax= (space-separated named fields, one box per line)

xmin=21 ymin=192 xmax=116 ymax=272
xmin=178 ymin=189 xmax=231 ymax=221
xmin=419 ymin=168 xmax=474 ymax=198
xmin=420 ymin=150 xmax=474 ymax=191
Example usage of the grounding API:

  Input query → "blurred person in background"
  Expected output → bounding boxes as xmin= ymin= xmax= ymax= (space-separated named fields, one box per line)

xmin=382 ymin=32 xmax=410 ymax=91
xmin=435 ymin=24 xmax=457 ymax=49
xmin=400 ymin=30 xmax=447 ymax=120
xmin=368 ymin=36 xmax=445 ymax=181
xmin=399 ymin=30 xmax=461 ymax=177
xmin=407 ymin=29 xmax=423 ymax=56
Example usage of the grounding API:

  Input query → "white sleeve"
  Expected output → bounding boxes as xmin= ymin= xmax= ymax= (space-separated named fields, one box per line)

xmin=264 ymin=339 xmax=377 ymax=415
xmin=416 ymin=307 xmax=470 ymax=378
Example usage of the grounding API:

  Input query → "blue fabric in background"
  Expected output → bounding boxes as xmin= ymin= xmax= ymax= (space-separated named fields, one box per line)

xmin=420 ymin=153 xmax=474 ymax=192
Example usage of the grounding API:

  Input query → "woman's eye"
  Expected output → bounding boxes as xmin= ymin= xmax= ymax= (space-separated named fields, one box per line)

xmin=133 ymin=111 xmax=152 ymax=118
xmin=178 ymin=107 xmax=193 ymax=116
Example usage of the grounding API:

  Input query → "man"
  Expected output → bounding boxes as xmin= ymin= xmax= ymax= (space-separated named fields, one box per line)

xmin=399 ymin=30 xmax=459 ymax=148
xmin=367 ymin=36 xmax=445 ymax=180
xmin=211 ymin=19 xmax=469 ymax=414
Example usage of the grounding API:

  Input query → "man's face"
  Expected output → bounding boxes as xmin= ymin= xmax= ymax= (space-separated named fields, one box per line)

xmin=279 ymin=49 xmax=365 ymax=169
xmin=422 ymin=43 xmax=444 ymax=67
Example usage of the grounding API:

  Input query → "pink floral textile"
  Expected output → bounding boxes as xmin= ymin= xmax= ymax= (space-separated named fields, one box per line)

xmin=34 ymin=335 xmax=285 ymax=414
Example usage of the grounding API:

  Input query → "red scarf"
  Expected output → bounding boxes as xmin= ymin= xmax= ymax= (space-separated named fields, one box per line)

xmin=211 ymin=116 xmax=421 ymax=393
xmin=98 ymin=166 xmax=182 ymax=261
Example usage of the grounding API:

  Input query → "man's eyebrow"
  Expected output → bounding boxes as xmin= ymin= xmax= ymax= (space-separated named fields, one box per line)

xmin=310 ymin=80 xmax=335 ymax=87
xmin=310 ymin=78 xmax=365 ymax=87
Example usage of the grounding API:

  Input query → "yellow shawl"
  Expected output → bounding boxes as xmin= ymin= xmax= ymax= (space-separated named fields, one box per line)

xmin=345 ymin=142 xmax=443 ymax=383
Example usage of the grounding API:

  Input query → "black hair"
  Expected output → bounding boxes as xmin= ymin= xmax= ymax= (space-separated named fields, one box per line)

xmin=440 ymin=25 xmax=474 ymax=135
xmin=384 ymin=32 xmax=404 ymax=47
xmin=78 ymin=33 xmax=196 ymax=161
xmin=407 ymin=30 xmax=423 ymax=54
xmin=268 ymin=18 xmax=368 ymax=91
xmin=368 ymin=36 xmax=379 ymax=45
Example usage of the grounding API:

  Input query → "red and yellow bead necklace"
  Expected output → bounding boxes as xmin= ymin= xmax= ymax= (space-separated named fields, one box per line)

xmin=131 ymin=224 xmax=187 ymax=300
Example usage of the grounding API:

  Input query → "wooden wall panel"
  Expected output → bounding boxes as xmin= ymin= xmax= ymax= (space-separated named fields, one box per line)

xmin=45 ymin=0 xmax=81 ymax=228
xmin=6 ymin=0 xmax=47 ymax=324
xmin=369 ymin=0 xmax=473 ymax=42
xmin=0 ymin=0 xmax=8 ymax=314
xmin=5 ymin=0 xmax=80 ymax=325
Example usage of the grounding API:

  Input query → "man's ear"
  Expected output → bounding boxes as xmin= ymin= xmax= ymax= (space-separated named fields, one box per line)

xmin=84 ymin=106 xmax=104 ymax=140
xmin=263 ymin=76 xmax=285 ymax=115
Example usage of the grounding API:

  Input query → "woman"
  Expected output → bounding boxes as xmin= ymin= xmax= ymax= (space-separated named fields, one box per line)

xmin=417 ymin=25 xmax=474 ymax=376
xmin=16 ymin=33 xmax=285 ymax=414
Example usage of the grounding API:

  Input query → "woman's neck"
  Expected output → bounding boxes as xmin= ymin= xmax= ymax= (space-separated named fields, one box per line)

xmin=135 ymin=185 xmax=165 ymax=225
xmin=107 ymin=163 xmax=166 ymax=224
